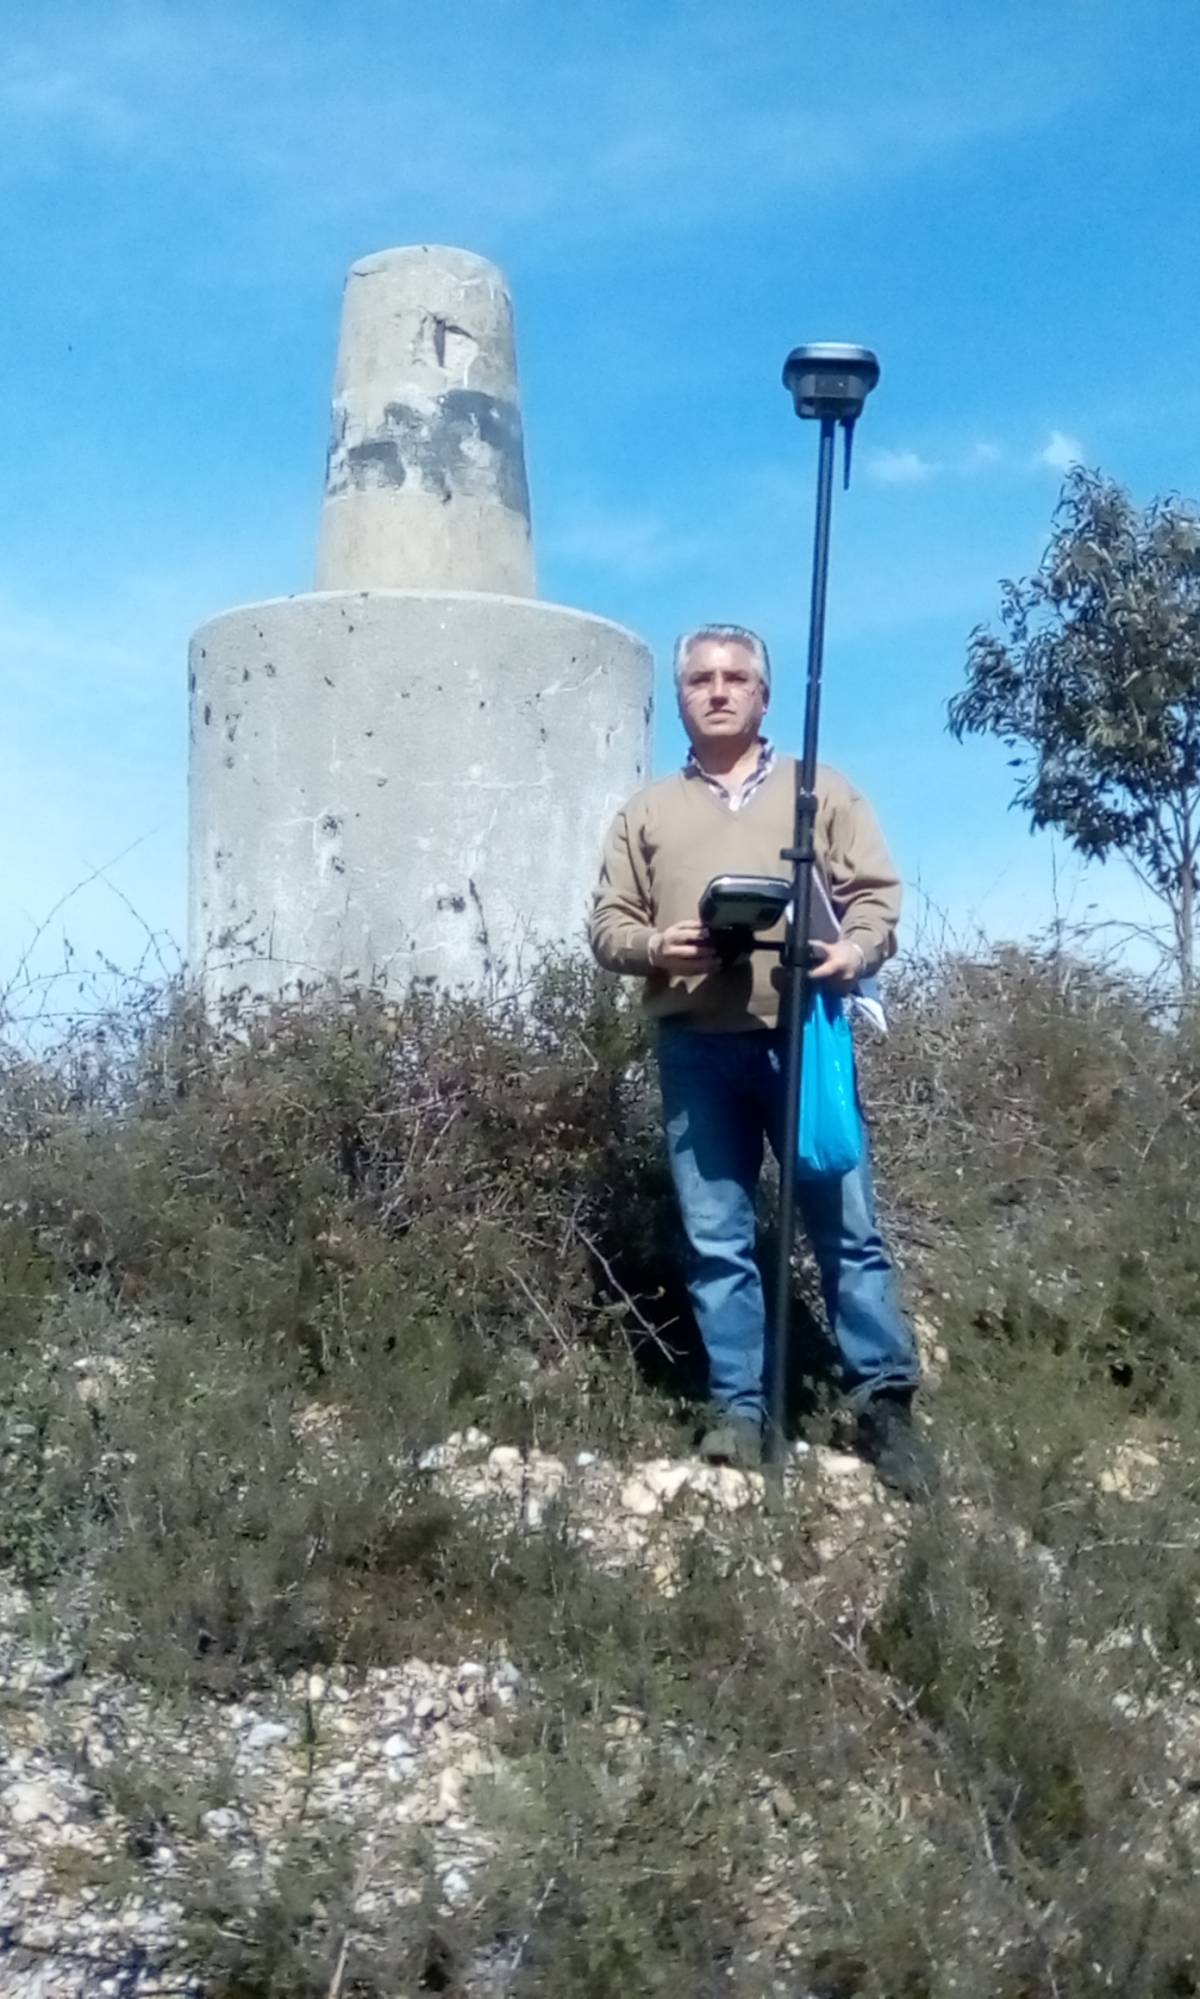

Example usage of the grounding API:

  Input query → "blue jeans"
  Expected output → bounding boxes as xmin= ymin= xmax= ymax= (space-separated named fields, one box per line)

xmin=657 ymin=1021 xmax=919 ymax=1425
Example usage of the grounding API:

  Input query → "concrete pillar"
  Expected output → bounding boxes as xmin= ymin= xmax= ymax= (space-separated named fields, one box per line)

xmin=189 ymin=245 xmax=653 ymax=1007
xmin=315 ymin=247 xmax=534 ymax=596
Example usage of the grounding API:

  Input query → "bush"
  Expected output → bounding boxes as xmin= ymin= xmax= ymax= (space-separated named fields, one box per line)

xmin=1 ymin=963 xmax=700 ymax=1682
xmin=3 ymin=944 xmax=1200 ymax=1993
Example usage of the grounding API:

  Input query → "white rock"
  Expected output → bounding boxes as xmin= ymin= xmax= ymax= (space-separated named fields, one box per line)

xmin=438 ymin=1767 xmax=465 ymax=1812
xmin=723 ymin=1466 xmax=764 ymax=1508
xmin=487 ymin=1446 xmax=523 ymax=1474
xmin=608 ymin=1712 xmax=643 ymax=1739
xmin=1099 ymin=1441 xmax=1162 ymax=1501
xmin=576 ymin=1450 xmax=598 ymax=1467
xmin=427 ymin=1766 xmax=464 ymax=1823
xmin=620 ymin=1477 xmax=660 ymax=1517
xmin=383 ymin=1733 xmax=416 ymax=1760
xmin=307 ymin=1673 xmax=327 ymax=1702
xmin=244 ymin=1721 xmax=289 ymax=1751
xmin=816 ymin=1450 xmax=865 ymax=1481
xmin=642 ymin=1462 xmax=692 ymax=1504
xmin=441 ymin=1865 xmax=472 ymax=1904
xmin=1096 ymin=1628 xmax=1137 ymax=1654
xmin=4 ymin=1782 xmax=64 ymax=1828
xmin=682 ymin=1465 xmax=762 ymax=1510
xmin=419 ymin=1428 xmax=491 ymax=1471
xmin=201 ymin=1807 xmax=241 ymax=1839
xmin=651 ymin=1555 xmax=679 ymax=1594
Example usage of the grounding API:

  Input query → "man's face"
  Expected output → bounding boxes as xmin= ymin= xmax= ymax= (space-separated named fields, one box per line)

xmin=677 ymin=640 xmax=768 ymax=749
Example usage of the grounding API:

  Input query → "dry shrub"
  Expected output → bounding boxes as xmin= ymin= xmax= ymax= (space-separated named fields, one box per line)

xmin=3 ymin=944 xmax=1200 ymax=1994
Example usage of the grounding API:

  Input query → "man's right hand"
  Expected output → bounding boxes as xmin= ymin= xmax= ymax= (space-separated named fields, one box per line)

xmin=648 ymin=920 xmax=721 ymax=974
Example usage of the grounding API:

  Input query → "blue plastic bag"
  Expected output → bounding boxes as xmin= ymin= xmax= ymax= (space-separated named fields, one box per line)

xmin=797 ymin=989 xmax=862 ymax=1179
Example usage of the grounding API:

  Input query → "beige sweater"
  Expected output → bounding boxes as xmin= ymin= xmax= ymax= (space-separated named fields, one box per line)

xmin=589 ymin=758 xmax=900 ymax=1029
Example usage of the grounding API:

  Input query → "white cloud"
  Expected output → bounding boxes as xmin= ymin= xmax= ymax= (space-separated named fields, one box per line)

xmin=0 ymin=60 xmax=134 ymax=143
xmin=1036 ymin=428 xmax=1085 ymax=473
xmin=867 ymin=448 xmax=940 ymax=487
xmin=0 ymin=3 xmax=1097 ymax=247
xmin=964 ymin=439 xmax=1005 ymax=469
xmin=0 ymin=12 xmax=220 ymax=162
xmin=866 ymin=431 xmax=1089 ymax=485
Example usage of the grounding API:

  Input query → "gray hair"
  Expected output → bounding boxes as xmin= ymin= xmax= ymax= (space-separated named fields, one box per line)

xmin=673 ymin=624 xmax=771 ymax=688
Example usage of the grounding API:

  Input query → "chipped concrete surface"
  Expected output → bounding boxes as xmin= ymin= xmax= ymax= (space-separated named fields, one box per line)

xmin=189 ymin=590 xmax=651 ymax=1007
xmin=188 ymin=245 xmax=653 ymax=1008
xmin=315 ymin=246 xmax=535 ymax=597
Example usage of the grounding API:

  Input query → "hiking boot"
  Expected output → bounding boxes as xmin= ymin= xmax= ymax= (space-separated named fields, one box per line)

xmin=856 ymin=1392 xmax=938 ymax=1501
xmin=698 ymin=1415 xmax=764 ymax=1470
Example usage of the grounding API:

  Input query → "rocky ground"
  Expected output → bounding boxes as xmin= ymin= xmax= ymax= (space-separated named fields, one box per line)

xmin=5 ymin=1333 xmax=1200 ymax=1997
xmin=0 ymin=1430 xmax=906 ymax=1997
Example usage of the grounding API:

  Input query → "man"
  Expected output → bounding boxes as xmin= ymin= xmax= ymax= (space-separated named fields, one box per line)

xmin=590 ymin=624 xmax=929 ymax=1495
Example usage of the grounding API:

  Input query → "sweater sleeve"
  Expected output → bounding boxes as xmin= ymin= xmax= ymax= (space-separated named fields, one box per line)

xmin=589 ymin=799 xmax=657 ymax=976
xmin=822 ymin=777 xmax=901 ymax=978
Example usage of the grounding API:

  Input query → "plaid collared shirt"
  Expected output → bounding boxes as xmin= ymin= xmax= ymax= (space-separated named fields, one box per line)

xmin=684 ymin=737 xmax=776 ymax=813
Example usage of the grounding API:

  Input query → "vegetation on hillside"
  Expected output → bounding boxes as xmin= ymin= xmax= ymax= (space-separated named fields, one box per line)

xmin=2 ymin=950 xmax=1200 ymax=1994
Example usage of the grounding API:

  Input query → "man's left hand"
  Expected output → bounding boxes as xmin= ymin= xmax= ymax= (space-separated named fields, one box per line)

xmin=808 ymin=938 xmax=865 ymax=988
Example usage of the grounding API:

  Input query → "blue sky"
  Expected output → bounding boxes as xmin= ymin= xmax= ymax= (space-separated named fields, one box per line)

xmin=3 ymin=0 xmax=1198 ymax=1009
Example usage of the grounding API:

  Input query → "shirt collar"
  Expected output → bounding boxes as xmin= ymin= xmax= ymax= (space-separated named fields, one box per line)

xmin=684 ymin=737 xmax=776 ymax=791
xmin=685 ymin=735 xmax=774 ymax=772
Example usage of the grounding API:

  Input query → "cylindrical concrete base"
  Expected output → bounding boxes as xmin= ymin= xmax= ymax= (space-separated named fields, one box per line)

xmin=189 ymin=591 xmax=652 ymax=1007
